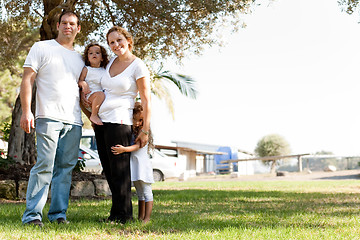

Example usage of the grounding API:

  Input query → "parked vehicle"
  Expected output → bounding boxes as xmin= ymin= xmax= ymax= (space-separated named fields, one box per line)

xmin=78 ymin=145 xmax=102 ymax=174
xmin=80 ymin=130 xmax=97 ymax=153
xmin=214 ymin=146 xmax=238 ymax=174
xmin=150 ymin=149 xmax=180 ymax=181
xmin=79 ymin=131 xmax=182 ymax=181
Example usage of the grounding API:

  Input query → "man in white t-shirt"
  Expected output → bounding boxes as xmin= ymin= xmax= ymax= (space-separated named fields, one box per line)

xmin=20 ymin=10 xmax=84 ymax=227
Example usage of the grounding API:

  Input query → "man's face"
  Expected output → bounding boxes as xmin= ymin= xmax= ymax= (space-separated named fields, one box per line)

xmin=57 ymin=14 xmax=81 ymax=40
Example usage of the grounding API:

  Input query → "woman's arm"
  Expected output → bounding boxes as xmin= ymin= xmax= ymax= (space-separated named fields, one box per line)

xmin=135 ymin=76 xmax=151 ymax=148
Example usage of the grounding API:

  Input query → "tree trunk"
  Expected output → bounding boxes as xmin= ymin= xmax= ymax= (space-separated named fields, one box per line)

xmin=270 ymin=160 xmax=277 ymax=174
xmin=40 ymin=0 xmax=63 ymax=40
xmin=7 ymin=86 xmax=36 ymax=165
xmin=7 ymin=0 xmax=77 ymax=164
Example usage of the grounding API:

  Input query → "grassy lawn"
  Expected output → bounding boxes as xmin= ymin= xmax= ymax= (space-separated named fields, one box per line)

xmin=1 ymin=180 xmax=360 ymax=239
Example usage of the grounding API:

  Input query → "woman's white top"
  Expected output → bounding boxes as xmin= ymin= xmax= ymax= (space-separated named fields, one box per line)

xmin=85 ymin=66 xmax=105 ymax=99
xmin=98 ymin=56 xmax=150 ymax=125
xmin=130 ymin=144 xmax=155 ymax=183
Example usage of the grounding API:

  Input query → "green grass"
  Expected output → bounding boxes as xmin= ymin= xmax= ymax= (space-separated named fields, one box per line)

xmin=1 ymin=180 xmax=360 ymax=239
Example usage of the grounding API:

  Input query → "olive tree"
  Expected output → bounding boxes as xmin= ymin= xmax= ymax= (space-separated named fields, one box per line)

xmin=254 ymin=134 xmax=291 ymax=173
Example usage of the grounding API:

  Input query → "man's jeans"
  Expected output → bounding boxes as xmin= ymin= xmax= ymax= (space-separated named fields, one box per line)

xmin=22 ymin=118 xmax=81 ymax=223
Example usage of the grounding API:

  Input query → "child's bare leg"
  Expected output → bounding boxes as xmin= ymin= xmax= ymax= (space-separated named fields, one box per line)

xmin=88 ymin=91 xmax=105 ymax=125
xmin=143 ymin=201 xmax=153 ymax=223
xmin=138 ymin=200 xmax=145 ymax=220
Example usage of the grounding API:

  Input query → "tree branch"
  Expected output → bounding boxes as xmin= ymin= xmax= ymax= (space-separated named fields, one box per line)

xmin=101 ymin=0 xmax=116 ymax=25
xmin=33 ymin=8 xmax=44 ymax=18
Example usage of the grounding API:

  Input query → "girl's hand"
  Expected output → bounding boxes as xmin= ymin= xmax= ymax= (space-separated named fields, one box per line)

xmin=111 ymin=145 xmax=126 ymax=155
xmin=135 ymin=131 xmax=148 ymax=148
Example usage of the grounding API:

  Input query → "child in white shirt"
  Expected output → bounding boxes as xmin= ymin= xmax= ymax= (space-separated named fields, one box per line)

xmin=78 ymin=43 xmax=108 ymax=125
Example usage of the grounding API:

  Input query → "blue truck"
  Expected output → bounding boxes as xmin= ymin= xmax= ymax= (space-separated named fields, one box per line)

xmin=214 ymin=146 xmax=238 ymax=174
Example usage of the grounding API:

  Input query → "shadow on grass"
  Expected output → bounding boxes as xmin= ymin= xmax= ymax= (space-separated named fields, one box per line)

xmin=0 ymin=189 xmax=359 ymax=234
xmin=317 ymin=174 xmax=360 ymax=180
xmin=150 ymin=189 xmax=360 ymax=232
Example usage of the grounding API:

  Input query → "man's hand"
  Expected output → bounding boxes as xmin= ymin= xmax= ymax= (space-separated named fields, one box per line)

xmin=20 ymin=111 xmax=35 ymax=133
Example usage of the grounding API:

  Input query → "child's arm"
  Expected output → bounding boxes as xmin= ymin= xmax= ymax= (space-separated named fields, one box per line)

xmin=111 ymin=142 xmax=141 ymax=155
xmin=78 ymin=67 xmax=91 ymax=94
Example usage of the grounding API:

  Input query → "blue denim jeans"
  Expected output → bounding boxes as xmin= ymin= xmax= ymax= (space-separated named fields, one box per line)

xmin=22 ymin=118 xmax=81 ymax=224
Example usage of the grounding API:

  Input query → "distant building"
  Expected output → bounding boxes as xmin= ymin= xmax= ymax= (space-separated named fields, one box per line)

xmin=156 ymin=141 xmax=255 ymax=179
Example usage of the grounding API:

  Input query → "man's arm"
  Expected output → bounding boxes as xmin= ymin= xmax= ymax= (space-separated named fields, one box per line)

xmin=20 ymin=67 xmax=37 ymax=133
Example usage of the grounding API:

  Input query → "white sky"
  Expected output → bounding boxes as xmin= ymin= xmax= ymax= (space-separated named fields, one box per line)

xmin=151 ymin=0 xmax=360 ymax=155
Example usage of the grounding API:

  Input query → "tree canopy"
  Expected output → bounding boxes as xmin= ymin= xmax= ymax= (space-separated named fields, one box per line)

xmin=338 ymin=0 xmax=360 ymax=15
xmin=1 ymin=0 xmax=256 ymax=63
xmin=1 ymin=0 xmax=260 ymax=164
xmin=0 ymin=70 xmax=21 ymax=122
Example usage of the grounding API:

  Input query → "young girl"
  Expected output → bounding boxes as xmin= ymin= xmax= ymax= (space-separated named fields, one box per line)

xmin=78 ymin=42 xmax=109 ymax=125
xmin=111 ymin=102 xmax=154 ymax=223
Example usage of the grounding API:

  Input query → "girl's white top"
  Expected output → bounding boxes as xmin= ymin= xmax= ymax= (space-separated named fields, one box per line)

xmin=98 ymin=57 xmax=150 ymax=125
xmin=85 ymin=66 xmax=105 ymax=98
xmin=130 ymin=144 xmax=155 ymax=183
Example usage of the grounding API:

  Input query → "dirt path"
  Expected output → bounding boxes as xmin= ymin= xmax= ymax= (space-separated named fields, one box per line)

xmin=185 ymin=170 xmax=360 ymax=182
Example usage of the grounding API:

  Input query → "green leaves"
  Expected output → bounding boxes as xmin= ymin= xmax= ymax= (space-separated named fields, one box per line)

xmin=151 ymin=67 xmax=198 ymax=118
xmin=154 ymin=69 xmax=198 ymax=100
xmin=255 ymin=134 xmax=291 ymax=157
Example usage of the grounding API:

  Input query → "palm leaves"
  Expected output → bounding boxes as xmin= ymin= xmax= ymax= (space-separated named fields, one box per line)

xmin=151 ymin=66 xmax=198 ymax=119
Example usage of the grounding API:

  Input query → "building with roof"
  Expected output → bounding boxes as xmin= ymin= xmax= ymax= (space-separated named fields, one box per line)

xmin=156 ymin=141 xmax=255 ymax=179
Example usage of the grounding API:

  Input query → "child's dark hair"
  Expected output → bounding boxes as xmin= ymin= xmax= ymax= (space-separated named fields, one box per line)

xmin=133 ymin=102 xmax=154 ymax=153
xmin=83 ymin=42 xmax=109 ymax=68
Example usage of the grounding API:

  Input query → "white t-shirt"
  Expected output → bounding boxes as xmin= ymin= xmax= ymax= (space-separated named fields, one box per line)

xmin=85 ymin=66 xmax=105 ymax=99
xmin=130 ymin=144 xmax=155 ymax=183
xmin=23 ymin=39 xmax=84 ymax=125
xmin=99 ymin=57 xmax=150 ymax=125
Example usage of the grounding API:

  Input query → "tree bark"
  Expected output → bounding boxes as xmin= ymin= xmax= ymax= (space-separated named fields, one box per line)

xmin=40 ymin=0 xmax=63 ymax=40
xmin=270 ymin=160 xmax=277 ymax=174
xmin=7 ymin=86 xmax=36 ymax=165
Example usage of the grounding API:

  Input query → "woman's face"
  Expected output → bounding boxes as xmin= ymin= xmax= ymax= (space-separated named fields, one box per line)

xmin=107 ymin=31 xmax=130 ymax=56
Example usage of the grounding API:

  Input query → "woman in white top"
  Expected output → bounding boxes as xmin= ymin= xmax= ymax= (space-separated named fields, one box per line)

xmin=94 ymin=26 xmax=151 ymax=223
